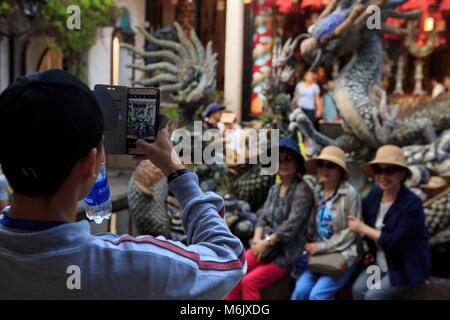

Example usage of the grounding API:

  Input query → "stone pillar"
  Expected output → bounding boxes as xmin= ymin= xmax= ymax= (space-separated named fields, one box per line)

xmin=413 ymin=59 xmax=424 ymax=95
xmin=224 ymin=0 xmax=244 ymax=121
xmin=0 ymin=38 xmax=9 ymax=91
xmin=393 ymin=55 xmax=405 ymax=94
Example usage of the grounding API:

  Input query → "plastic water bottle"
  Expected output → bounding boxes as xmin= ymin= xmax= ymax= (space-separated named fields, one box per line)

xmin=83 ymin=165 xmax=112 ymax=224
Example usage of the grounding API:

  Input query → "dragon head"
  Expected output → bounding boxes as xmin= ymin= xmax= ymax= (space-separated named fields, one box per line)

xmin=299 ymin=0 xmax=411 ymax=70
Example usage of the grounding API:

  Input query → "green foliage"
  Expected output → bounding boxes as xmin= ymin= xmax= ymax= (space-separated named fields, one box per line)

xmin=160 ymin=104 xmax=181 ymax=126
xmin=211 ymin=90 xmax=224 ymax=105
xmin=41 ymin=0 xmax=118 ymax=80
xmin=257 ymin=113 xmax=283 ymax=125
xmin=0 ymin=1 xmax=16 ymax=24
xmin=0 ymin=1 xmax=14 ymax=14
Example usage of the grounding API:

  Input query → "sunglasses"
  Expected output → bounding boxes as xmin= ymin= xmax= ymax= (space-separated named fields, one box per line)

xmin=280 ymin=154 xmax=296 ymax=162
xmin=316 ymin=160 xmax=338 ymax=169
xmin=372 ymin=165 xmax=402 ymax=175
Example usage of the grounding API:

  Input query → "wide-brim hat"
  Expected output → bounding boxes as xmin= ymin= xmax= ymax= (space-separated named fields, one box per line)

xmin=441 ymin=172 xmax=450 ymax=185
xmin=273 ymin=137 xmax=306 ymax=175
xmin=305 ymin=146 xmax=350 ymax=179
xmin=420 ymin=176 xmax=448 ymax=191
xmin=133 ymin=160 xmax=164 ymax=196
xmin=361 ymin=144 xmax=412 ymax=178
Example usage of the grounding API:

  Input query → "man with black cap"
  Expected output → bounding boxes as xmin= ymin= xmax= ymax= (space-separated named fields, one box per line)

xmin=0 ymin=69 xmax=245 ymax=299
xmin=202 ymin=102 xmax=225 ymax=130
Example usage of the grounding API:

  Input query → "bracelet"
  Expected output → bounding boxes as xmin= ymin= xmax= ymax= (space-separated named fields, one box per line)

xmin=167 ymin=168 xmax=190 ymax=184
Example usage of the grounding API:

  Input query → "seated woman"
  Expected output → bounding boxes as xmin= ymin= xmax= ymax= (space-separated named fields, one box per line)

xmin=226 ymin=137 xmax=314 ymax=300
xmin=291 ymin=146 xmax=362 ymax=300
xmin=349 ymin=145 xmax=431 ymax=300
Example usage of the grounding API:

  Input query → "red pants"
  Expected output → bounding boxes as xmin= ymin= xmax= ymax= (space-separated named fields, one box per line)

xmin=226 ymin=249 xmax=289 ymax=300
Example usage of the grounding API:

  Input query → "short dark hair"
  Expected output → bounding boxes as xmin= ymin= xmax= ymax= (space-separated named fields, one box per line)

xmin=1 ymin=140 xmax=103 ymax=198
xmin=0 ymin=70 xmax=117 ymax=198
xmin=1 ymin=158 xmax=77 ymax=198
xmin=431 ymin=75 xmax=442 ymax=82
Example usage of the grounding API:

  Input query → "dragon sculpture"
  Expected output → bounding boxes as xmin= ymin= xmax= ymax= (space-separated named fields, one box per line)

xmin=283 ymin=0 xmax=450 ymax=240
xmin=288 ymin=0 xmax=449 ymax=159
xmin=261 ymin=38 xmax=299 ymax=137
xmin=121 ymin=22 xmax=217 ymax=124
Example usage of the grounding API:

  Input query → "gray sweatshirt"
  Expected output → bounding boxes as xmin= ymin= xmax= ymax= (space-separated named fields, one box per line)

xmin=0 ymin=172 xmax=246 ymax=299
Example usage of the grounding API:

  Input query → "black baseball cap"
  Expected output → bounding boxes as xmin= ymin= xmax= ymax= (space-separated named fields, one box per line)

xmin=202 ymin=102 xmax=225 ymax=118
xmin=0 ymin=69 xmax=119 ymax=197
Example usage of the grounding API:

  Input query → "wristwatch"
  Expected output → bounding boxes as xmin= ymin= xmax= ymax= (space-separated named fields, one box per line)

xmin=167 ymin=168 xmax=190 ymax=184
xmin=265 ymin=235 xmax=274 ymax=246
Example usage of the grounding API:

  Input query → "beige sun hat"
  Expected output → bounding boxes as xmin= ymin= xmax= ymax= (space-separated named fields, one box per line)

xmin=361 ymin=144 xmax=412 ymax=177
xmin=133 ymin=160 xmax=164 ymax=196
xmin=305 ymin=146 xmax=350 ymax=179
xmin=420 ymin=176 xmax=448 ymax=191
xmin=441 ymin=171 xmax=450 ymax=185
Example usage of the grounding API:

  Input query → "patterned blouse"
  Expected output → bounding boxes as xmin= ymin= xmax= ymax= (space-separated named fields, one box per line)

xmin=256 ymin=176 xmax=314 ymax=270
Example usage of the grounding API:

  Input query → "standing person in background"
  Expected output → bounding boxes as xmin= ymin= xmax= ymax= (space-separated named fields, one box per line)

xmin=202 ymin=102 xmax=225 ymax=130
xmin=444 ymin=74 xmax=450 ymax=93
xmin=219 ymin=112 xmax=243 ymax=164
xmin=430 ymin=77 xmax=445 ymax=98
xmin=292 ymin=70 xmax=323 ymax=127
xmin=315 ymin=67 xmax=327 ymax=89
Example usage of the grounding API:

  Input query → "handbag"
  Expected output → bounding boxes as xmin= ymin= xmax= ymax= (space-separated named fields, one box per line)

xmin=307 ymin=188 xmax=347 ymax=277
xmin=307 ymin=252 xmax=346 ymax=277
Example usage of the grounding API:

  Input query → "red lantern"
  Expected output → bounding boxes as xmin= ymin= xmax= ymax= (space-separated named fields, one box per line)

xmin=440 ymin=0 xmax=450 ymax=11
xmin=301 ymin=0 xmax=326 ymax=10
xmin=400 ymin=0 xmax=437 ymax=11
xmin=275 ymin=0 xmax=301 ymax=13
xmin=384 ymin=0 xmax=446 ymax=44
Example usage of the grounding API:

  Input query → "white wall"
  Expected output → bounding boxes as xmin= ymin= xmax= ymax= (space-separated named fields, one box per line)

xmin=87 ymin=27 xmax=114 ymax=88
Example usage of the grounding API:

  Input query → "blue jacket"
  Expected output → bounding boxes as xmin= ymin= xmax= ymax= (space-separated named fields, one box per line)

xmin=362 ymin=185 xmax=431 ymax=287
xmin=0 ymin=172 xmax=246 ymax=299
